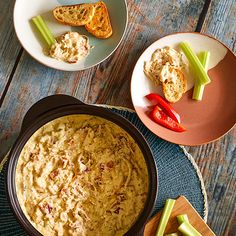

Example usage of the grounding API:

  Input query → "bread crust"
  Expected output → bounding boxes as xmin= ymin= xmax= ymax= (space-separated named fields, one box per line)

xmin=53 ymin=4 xmax=95 ymax=26
xmin=85 ymin=1 xmax=113 ymax=39
xmin=162 ymin=68 xmax=187 ymax=103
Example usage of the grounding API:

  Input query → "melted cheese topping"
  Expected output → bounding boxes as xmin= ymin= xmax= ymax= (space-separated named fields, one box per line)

xmin=15 ymin=115 xmax=148 ymax=236
xmin=49 ymin=32 xmax=90 ymax=64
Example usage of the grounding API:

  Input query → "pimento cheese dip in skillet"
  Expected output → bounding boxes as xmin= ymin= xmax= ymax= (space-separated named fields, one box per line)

xmin=15 ymin=115 xmax=149 ymax=236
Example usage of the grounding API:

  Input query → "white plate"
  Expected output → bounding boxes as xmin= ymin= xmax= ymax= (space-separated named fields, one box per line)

xmin=14 ymin=0 xmax=128 ymax=71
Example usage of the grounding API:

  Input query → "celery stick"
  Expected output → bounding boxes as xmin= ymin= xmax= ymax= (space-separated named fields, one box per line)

xmin=192 ymin=51 xmax=210 ymax=100
xmin=32 ymin=17 xmax=51 ymax=46
xmin=178 ymin=221 xmax=202 ymax=236
xmin=165 ymin=233 xmax=178 ymax=236
xmin=155 ymin=199 xmax=176 ymax=236
xmin=198 ymin=51 xmax=210 ymax=68
xmin=177 ymin=214 xmax=189 ymax=224
xmin=32 ymin=15 xmax=55 ymax=47
xmin=180 ymin=42 xmax=211 ymax=85
xmin=192 ymin=83 xmax=204 ymax=101
xmin=36 ymin=15 xmax=55 ymax=45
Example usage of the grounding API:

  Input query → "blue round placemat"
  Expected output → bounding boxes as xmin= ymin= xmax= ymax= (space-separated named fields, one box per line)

xmin=0 ymin=106 xmax=207 ymax=235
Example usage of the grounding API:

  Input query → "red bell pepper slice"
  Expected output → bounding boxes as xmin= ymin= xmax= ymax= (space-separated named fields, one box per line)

xmin=146 ymin=93 xmax=181 ymax=123
xmin=149 ymin=106 xmax=186 ymax=132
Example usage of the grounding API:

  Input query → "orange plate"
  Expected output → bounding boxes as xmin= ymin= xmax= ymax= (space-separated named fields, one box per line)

xmin=131 ymin=32 xmax=236 ymax=146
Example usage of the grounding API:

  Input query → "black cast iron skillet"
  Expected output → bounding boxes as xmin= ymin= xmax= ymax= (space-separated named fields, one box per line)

xmin=6 ymin=94 xmax=158 ymax=236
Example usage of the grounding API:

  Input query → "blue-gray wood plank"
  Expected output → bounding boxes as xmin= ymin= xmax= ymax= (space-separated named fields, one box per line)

xmin=202 ymin=0 xmax=236 ymax=51
xmin=0 ymin=0 xmax=22 ymax=98
xmin=186 ymin=0 xmax=236 ymax=235
xmin=0 ymin=0 xmax=235 ymax=235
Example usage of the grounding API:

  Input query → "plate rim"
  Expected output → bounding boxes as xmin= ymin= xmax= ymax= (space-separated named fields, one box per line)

xmin=130 ymin=31 xmax=236 ymax=146
xmin=13 ymin=0 xmax=128 ymax=71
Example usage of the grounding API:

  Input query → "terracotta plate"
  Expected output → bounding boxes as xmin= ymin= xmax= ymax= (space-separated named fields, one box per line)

xmin=131 ymin=32 xmax=236 ymax=146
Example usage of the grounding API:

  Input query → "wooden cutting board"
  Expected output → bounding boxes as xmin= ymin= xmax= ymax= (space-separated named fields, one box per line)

xmin=144 ymin=196 xmax=215 ymax=236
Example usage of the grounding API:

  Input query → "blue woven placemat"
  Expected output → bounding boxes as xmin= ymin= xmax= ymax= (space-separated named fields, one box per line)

xmin=0 ymin=107 xmax=207 ymax=235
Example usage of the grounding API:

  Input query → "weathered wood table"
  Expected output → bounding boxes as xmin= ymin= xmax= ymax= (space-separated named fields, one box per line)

xmin=0 ymin=0 xmax=235 ymax=235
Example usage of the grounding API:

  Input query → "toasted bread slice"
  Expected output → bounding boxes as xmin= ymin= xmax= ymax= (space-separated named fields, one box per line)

xmin=144 ymin=60 xmax=162 ymax=86
xmin=162 ymin=67 xmax=187 ymax=103
xmin=53 ymin=4 xmax=95 ymax=26
xmin=85 ymin=1 xmax=112 ymax=38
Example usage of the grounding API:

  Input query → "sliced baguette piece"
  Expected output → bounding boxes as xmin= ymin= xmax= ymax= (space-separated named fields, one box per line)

xmin=53 ymin=4 xmax=95 ymax=26
xmin=144 ymin=61 xmax=162 ymax=86
xmin=85 ymin=1 xmax=113 ymax=38
xmin=162 ymin=68 xmax=187 ymax=103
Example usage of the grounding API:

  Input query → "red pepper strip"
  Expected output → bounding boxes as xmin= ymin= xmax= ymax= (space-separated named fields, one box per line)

xmin=146 ymin=93 xmax=181 ymax=123
xmin=149 ymin=106 xmax=186 ymax=132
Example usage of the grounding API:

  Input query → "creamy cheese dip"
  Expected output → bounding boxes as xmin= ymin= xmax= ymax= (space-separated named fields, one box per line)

xmin=15 ymin=115 xmax=148 ymax=236
xmin=49 ymin=32 xmax=90 ymax=63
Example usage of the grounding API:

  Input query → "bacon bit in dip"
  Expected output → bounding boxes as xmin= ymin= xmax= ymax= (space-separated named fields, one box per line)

xmin=106 ymin=161 xmax=114 ymax=168
xmin=114 ymin=207 xmax=121 ymax=214
xmin=99 ymin=163 xmax=105 ymax=171
xmin=49 ymin=170 xmax=59 ymax=180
